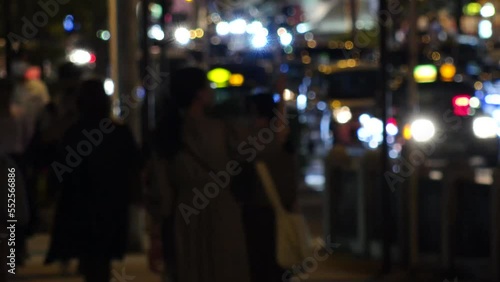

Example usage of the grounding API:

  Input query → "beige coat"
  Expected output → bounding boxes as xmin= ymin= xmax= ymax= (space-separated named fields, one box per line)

xmin=153 ymin=116 xmax=250 ymax=282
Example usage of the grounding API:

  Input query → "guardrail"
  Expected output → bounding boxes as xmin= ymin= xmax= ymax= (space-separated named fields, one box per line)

xmin=325 ymin=146 xmax=500 ymax=281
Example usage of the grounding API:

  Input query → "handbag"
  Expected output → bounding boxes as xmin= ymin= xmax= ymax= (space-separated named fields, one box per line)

xmin=255 ymin=161 xmax=313 ymax=268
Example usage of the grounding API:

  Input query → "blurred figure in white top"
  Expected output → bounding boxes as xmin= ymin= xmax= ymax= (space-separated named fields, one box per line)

xmin=13 ymin=65 xmax=51 ymax=141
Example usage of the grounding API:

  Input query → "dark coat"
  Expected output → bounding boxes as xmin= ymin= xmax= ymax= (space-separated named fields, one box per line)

xmin=45 ymin=119 xmax=142 ymax=263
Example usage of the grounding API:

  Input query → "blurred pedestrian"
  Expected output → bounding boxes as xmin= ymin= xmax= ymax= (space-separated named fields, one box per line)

xmin=0 ymin=79 xmax=31 ymax=162
xmin=23 ymin=62 xmax=83 ymax=274
xmin=242 ymin=93 xmax=299 ymax=282
xmin=0 ymin=79 xmax=32 ymax=266
xmin=45 ymin=79 xmax=143 ymax=282
xmin=13 ymin=65 xmax=50 ymax=140
xmin=147 ymin=67 xmax=250 ymax=282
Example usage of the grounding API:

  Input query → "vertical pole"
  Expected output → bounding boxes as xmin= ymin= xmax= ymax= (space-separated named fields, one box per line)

xmin=108 ymin=0 xmax=119 ymax=110
xmin=379 ymin=0 xmax=392 ymax=274
xmin=4 ymin=0 xmax=12 ymax=78
xmin=350 ymin=0 xmax=357 ymax=41
xmin=492 ymin=168 xmax=500 ymax=282
xmin=141 ymin=0 xmax=150 ymax=80
xmin=141 ymin=0 xmax=151 ymax=154
xmin=407 ymin=0 xmax=419 ymax=270
xmin=109 ymin=0 xmax=143 ymax=252
xmin=455 ymin=0 xmax=462 ymax=34
xmin=198 ymin=0 xmax=209 ymax=68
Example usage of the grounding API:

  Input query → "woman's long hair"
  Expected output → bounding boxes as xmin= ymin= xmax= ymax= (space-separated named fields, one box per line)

xmin=155 ymin=67 xmax=207 ymax=159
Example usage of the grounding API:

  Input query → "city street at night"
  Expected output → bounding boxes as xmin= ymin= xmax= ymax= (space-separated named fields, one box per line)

xmin=2 ymin=0 xmax=500 ymax=281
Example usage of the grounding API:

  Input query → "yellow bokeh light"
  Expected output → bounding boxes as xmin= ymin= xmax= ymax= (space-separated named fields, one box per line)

xmin=403 ymin=124 xmax=412 ymax=140
xmin=347 ymin=59 xmax=356 ymax=67
xmin=474 ymin=81 xmax=483 ymax=90
xmin=302 ymin=56 xmax=311 ymax=64
xmin=229 ymin=74 xmax=244 ymax=86
xmin=189 ymin=30 xmax=196 ymax=39
xmin=331 ymin=100 xmax=341 ymax=109
xmin=195 ymin=28 xmax=204 ymax=38
xmin=338 ymin=60 xmax=347 ymax=68
xmin=307 ymin=40 xmax=317 ymax=48
xmin=345 ymin=41 xmax=354 ymax=50
xmin=431 ymin=51 xmax=441 ymax=61
xmin=464 ymin=2 xmax=481 ymax=16
xmin=207 ymin=68 xmax=231 ymax=84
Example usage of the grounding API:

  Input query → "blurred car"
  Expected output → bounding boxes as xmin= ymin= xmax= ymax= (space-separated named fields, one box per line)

xmin=404 ymin=79 xmax=499 ymax=166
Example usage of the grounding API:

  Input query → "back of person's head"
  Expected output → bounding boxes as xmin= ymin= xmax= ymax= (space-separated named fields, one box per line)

xmin=58 ymin=62 xmax=83 ymax=97
xmin=155 ymin=67 xmax=208 ymax=159
xmin=76 ymin=79 xmax=110 ymax=120
xmin=170 ymin=67 xmax=208 ymax=109
xmin=0 ymin=79 xmax=13 ymax=115
xmin=247 ymin=93 xmax=277 ymax=121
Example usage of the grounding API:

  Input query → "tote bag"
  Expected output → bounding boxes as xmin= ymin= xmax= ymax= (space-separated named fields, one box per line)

xmin=255 ymin=161 xmax=313 ymax=268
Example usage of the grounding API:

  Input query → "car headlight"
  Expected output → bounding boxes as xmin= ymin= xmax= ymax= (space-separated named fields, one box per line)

xmin=473 ymin=116 xmax=497 ymax=139
xmin=410 ymin=119 xmax=435 ymax=142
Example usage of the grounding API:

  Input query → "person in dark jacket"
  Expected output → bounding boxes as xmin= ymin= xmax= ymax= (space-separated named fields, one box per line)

xmin=45 ymin=79 xmax=142 ymax=282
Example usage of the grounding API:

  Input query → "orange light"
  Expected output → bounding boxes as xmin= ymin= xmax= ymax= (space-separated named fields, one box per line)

xmin=440 ymin=63 xmax=456 ymax=81
xmin=229 ymin=74 xmax=244 ymax=86
xmin=403 ymin=124 xmax=412 ymax=140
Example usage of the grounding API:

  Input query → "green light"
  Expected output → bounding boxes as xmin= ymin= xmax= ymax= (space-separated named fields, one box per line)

xmin=150 ymin=3 xmax=163 ymax=20
xmin=414 ymin=64 xmax=437 ymax=83
xmin=208 ymin=68 xmax=231 ymax=84
xmin=464 ymin=3 xmax=482 ymax=16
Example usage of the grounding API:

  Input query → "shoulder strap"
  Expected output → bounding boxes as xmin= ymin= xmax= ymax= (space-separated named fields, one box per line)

xmin=255 ymin=161 xmax=286 ymax=215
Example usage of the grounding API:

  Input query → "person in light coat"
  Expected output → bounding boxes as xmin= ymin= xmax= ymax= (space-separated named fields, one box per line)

xmin=147 ymin=67 xmax=250 ymax=282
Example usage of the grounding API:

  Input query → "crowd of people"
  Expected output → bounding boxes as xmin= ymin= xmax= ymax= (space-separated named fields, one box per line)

xmin=1 ymin=63 xmax=300 ymax=282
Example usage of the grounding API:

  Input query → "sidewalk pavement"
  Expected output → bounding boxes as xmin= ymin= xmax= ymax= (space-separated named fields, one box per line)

xmin=13 ymin=234 xmax=380 ymax=282
xmin=12 ymin=235 xmax=478 ymax=282
xmin=13 ymin=235 xmax=160 ymax=282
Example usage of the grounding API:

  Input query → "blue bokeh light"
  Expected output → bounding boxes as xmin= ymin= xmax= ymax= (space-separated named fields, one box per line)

xmin=63 ymin=15 xmax=74 ymax=32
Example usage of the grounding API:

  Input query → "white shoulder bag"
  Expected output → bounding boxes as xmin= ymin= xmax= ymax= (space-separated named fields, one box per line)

xmin=255 ymin=161 xmax=313 ymax=268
